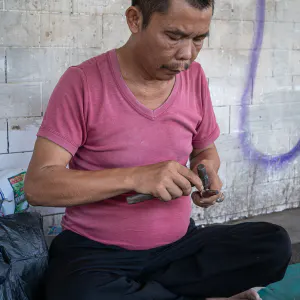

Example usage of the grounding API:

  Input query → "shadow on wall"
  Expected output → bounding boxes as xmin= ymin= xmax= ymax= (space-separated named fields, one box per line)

xmin=240 ymin=0 xmax=300 ymax=168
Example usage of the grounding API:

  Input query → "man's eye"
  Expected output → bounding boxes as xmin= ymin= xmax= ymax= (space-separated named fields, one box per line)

xmin=168 ymin=34 xmax=180 ymax=41
xmin=194 ymin=38 xmax=204 ymax=44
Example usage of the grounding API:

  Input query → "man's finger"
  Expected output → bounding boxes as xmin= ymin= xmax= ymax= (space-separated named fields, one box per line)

xmin=173 ymin=175 xmax=193 ymax=196
xmin=193 ymin=200 xmax=215 ymax=208
xmin=178 ymin=166 xmax=203 ymax=192
xmin=192 ymin=192 xmax=212 ymax=205
xmin=195 ymin=200 xmax=215 ymax=208
xmin=200 ymin=203 xmax=215 ymax=208
xmin=192 ymin=192 xmax=218 ymax=206
xmin=157 ymin=188 xmax=172 ymax=202
xmin=201 ymin=190 xmax=219 ymax=198
xmin=209 ymin=177 xmax=223 ymax=192
xmin=166 ymin=184 xmax=183 ymax=199
xmin=202 ymin=194 xmax=220 ymax=203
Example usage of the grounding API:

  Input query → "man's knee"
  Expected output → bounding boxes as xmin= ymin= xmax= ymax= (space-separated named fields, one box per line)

xmin=258 ymin=222 xmax=292 ymax=280
xmin=263 ymin=222 xmax=292 ymax=261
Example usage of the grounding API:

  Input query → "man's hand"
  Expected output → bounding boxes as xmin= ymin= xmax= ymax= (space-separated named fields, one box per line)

xmin=130 ymin=161 xmax=204 ymax=202
xmin=191 ymin=162 xmax=223 ymax=208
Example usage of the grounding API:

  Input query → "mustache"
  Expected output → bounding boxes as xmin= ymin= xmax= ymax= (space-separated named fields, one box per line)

xmin=161 ymin=63 xmax=191 ymax=71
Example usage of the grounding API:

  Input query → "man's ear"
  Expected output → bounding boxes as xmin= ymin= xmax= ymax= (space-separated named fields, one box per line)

xmin=126 ymin=6 xmax=143 ymax=34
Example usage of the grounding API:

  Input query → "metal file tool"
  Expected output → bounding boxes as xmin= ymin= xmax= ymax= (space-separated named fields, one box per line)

xmin=127 ymin=164 xmax=224 ymax=204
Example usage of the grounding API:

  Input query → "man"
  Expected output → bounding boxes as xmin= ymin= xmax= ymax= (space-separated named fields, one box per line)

xmin=24 ymin=0 xmax=291 ymax=299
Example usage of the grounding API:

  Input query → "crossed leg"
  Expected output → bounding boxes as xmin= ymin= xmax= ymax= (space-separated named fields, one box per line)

xmin=45 ymin=222 xmax=291 ymax=300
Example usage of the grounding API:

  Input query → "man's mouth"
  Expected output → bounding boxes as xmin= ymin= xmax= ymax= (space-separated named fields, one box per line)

xmin=161 ymin=64 xmax=190 ymax=73
xmin=166 ymin=68 xmax=181 ymax=73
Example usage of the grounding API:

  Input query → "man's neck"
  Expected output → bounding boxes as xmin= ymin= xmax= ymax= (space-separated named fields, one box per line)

xmin=115 ymin=44 xmax=174 ymax=89
xmin=115 ymin=44 xmax=176 ymax=110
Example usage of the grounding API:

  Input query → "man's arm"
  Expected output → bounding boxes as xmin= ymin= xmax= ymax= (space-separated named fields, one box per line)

xmin=190 ymin=143 xmax=220 ymax=174
xmin=189 ymin=143 xmax=223 ymax=208
xmin=24 ymin=137 xmax=136 ymax=207
xmin=24 ymin=137 xmax=204 ymax=207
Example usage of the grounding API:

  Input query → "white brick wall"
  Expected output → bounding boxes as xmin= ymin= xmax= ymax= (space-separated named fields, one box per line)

xmin=0 ymin=119 xmax=7 ymax=154
xmin=0 ymin=11 xmax=40 ymax=47
xmin=294 ymin=23 xmax=300 ymax=50
xmin=0 ymin=152 xmax=33 ymax=169
xmin=256 ymin=50 xmax=273 ymax=77
xmin=7 ymin=48 xmax=70 ymax=82
xmin=40 ymin=14 xmax=102 ymax=48
xmin=73 ymin=0 xmax=130 ymax=15
xmin=102 ymin=14 xmax=131 ymax=51
xmin=213 ymin=106 xmax=230 ymax=134
xmin=294 ymin=75 xmax=300 ymax=89
xmin=8 ymin=117 xmax=42 ymax=152
xmin=273 ymin=50 xmax=300 ymax=76
xmin=6 ymin=48 xmax=103 ymax=83
xmin=0 ymin=48 xmax=5 ymax=83
xmin=197 ymin=49 xmax=231 ymax=77
xmin=214 ymin=0 xmax=275 ymax=21
xmin=0 ymin=83 xmax=41 ymax=117
xmin=0 ymin=0 xmax=299 ymax=228
xmin=209 ymin=77 xmax=247 ymax=106
xmin=230 ymin=103 xmax=300 ymax=133
xmin=262 ymin=22 xmax=294 ymax=50
xmin=252 ymin=76 xmax=294 ymax=104
xmin=5 ymin=0 xmax=72 ymax=12
xmin=251 ymin=130 xmax=290 ymax=156
xmin=215 ymin=133 xmax=247 ymax=162
xmin=276 ymin=0 xmax=300 ymax=22
xmin=209 ymin=20 xmax=254 ymax=49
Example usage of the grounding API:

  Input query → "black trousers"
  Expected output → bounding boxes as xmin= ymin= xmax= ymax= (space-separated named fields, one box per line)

xmin=45 ymin=219 xmax=292 ymax=300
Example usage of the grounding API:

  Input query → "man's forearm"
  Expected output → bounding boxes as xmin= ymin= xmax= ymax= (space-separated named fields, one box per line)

xmin=24 ymin=166 xmax=136 ymax=207
xmin=190 ymin=144 xmax=221 ymax=173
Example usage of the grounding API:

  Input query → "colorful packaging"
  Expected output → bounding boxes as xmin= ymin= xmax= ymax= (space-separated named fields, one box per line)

xmin=8 ymin=171 xmax=28 ymax=213
xmin=0 ymin=169 xmax=28 ymax=215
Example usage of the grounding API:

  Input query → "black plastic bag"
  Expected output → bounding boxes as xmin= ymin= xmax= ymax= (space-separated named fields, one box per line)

xmin=0 ymin=212 xmax=48 ymax=300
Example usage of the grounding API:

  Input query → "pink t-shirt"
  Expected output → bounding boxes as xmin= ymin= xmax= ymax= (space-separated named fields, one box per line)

xmin=37 ymin=49 xmax=220 ymax=250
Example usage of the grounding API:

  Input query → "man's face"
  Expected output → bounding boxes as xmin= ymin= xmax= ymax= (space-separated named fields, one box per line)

xmin=133 ymin=0 xmax=212 ymax=80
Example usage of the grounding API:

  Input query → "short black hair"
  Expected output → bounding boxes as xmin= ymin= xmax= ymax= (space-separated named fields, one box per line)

xmin=132 ymin=0 xmax=214 ymax=28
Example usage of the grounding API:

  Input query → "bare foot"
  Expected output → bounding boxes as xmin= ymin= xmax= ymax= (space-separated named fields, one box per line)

xmin=230 ymin=289 xmax=262 ymax=300
xmin=206 ymin=288 xmax=262 ymax=300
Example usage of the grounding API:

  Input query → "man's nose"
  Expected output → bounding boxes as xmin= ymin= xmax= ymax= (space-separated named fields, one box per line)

xmin=176 ymin=39 xmax=194 ymax=62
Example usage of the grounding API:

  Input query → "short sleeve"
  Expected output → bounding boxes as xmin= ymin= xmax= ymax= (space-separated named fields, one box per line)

xmin=192 ymin=68 xmax=220 ymax=149
xmin=37 ymin=67 xmax=88 ymax=156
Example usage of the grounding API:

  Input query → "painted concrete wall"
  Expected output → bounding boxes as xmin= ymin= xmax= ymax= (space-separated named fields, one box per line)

xmin=0 ymin=0 xmax=299 ymax=231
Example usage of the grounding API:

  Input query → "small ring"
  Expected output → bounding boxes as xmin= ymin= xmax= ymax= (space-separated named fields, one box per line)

xmin=216 ymin=193 xmax=225 ymax=203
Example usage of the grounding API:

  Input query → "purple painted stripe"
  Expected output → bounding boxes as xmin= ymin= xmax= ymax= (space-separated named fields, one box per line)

xmin=239 ymin=0 xmax=300 ymax=168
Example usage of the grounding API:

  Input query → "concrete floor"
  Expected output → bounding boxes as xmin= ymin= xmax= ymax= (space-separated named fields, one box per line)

xmin=228 ymin=208 xmax=300 ymax=264
xmin=228 ymin=208 xmax=300 ymax=244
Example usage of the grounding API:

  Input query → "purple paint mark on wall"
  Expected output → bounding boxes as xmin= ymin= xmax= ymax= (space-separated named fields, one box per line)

xmin=239 ymin=0 xmax=300 ymax=168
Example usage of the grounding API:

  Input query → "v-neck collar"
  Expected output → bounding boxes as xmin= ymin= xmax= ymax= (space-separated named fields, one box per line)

xmin=108 ymin=49 xmax=180 ymax=121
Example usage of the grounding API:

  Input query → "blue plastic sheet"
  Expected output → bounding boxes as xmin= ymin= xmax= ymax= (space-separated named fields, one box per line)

xmin=259 ymin=264 xmax=300 ymax=300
